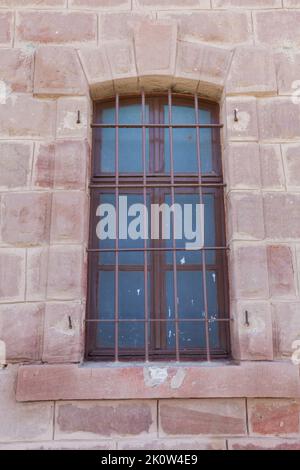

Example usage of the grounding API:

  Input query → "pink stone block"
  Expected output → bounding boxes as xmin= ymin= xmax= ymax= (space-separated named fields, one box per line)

xmin=42 ymin=302 xmax=84 ymax=363
xmin=227 ymin=46 xmax=277 ymax=96
xmin=258 ymin=99 xmax=300 ymax=141
xmin=161 ymin=11 xmax=252 ymax=45
xmin=254 ymin=11 xmax=300 ymax=48
xmin=0 ymin=366 xmax=54 ymax=442
xmin=0 ymin=303 xmax=44 ymax=361
xmin=282 ymin=144 xmax=300 ymax=188
xmin=228 ymin=438 xmax=300 ymax=450
xmin=47 ymin=245 xmax=83 ymax=300
xmin=16 ymin=11 xmax=97 ymax=45
xmin=230 ymin=245 xmax=269 ymax=299
xmin=0 ymin=48 xmax=33 ymax=93
xmin=264 ymin=193 xmax=300 ymax=239
xmin=227 ymin=192 xmax=264 ymax=241
xmin=226 ymin=143 xmax=261 ymax=189
xmin=0 ymin=249 xmax=25 ymax=302
xmin=272 ymin=302 xmax=300 ymax=358
xmin=248 ymin=399 xmax=300 ymax=436
xmin=225 ymin=97 xmax=258 ymax=141
xmin=0 ymin=12 xmax=13 ymax=46
xmin=0 ymin=95 xmax=55 ymax=139
xmin=118 ymin=438 xmax=226 ymax=450
xmin=231 ymin=301 xmax=273 ymax=361
xmin=1 ymin=192 xmax=51 ymax=245
xmin=50 ymin=191 xmax=87 ymax=244
xmin=260 ymin=144 xmax=285 ymax=190
xmin=0 ymin=142 xmax=32 ymax=189
xmin=134 ymin=19 xmax=177 ymax=76
xmin=26 ymin=247 xmax=48 ymax=301
xmin=267 ymin=246 xmax=296 ymax=298
xmin=56 ymin=97 xmax=89 ymax=139
xmin=159 ymin=399 xmax=246 ymax=436
xmin=33 ymin=140 xmax=87 ymax=190
xmin=55 ymin=400 xmax=157 ymax=439
xmin=34 ymin=46 xmax=87 ymax=96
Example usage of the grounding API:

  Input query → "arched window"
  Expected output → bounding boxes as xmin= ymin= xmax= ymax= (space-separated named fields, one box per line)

xmin=86 ymin=91 xmax=229 ymax=361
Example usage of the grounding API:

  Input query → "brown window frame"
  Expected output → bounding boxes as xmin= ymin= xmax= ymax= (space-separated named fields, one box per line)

xmin=86 ymin=92 xmax=230 ymax=362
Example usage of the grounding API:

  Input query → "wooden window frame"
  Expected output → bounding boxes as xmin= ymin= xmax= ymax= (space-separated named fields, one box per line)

xmin=86 ymin=93 xmax=230 ymax=362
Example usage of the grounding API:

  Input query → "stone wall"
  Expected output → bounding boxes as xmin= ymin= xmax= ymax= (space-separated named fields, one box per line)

xmin=0 ymin=0 xmax=300 ymax=450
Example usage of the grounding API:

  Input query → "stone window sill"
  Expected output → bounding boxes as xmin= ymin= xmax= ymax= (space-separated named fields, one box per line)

xmin=16 ymin=361 xmax=300 ymax=402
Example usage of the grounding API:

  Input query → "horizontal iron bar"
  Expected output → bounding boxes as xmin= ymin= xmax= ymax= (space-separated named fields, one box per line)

xmin=91 ymin=123 xmax=223 ymax=129
xmin=89 ymin=183 xmax=226 ymax=188
xmin=85 ymin=318 xmax=231 ymax=323
xmin=87 ymin=246 xmax=229 ymax=253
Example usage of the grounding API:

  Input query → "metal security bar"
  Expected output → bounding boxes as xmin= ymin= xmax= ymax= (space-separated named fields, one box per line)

xmin=86 ymin=91 xmax=230 ymax=362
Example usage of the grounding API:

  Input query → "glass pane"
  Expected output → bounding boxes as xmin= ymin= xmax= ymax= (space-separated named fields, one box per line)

xmin=164 ymin=105 xmax=213 ymax=174
xmin=164 ymin=193 xmax=216 ymax=265
xmin=119 ymin=272 xmax=146 ymax=349
xmin=95 ymin=193 xmax=150 ymax=265
xmin=96 ymin=271 xmax=149 ymax=350
xmin=165 ymin=270 xmax=220 ymax=349
xmin=100 ymin=103 xmax=149 ymax=173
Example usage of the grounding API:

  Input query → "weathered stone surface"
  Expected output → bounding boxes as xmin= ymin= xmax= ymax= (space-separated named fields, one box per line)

xmin=260 ymin=144 xmax=285 ymax=190
xmin=78 ymin=46 xmax=113 ymax=98
xmin=225 ymin=97 xmax=258 ymax=141
xmin=0 ymin=12 xmax=13 ymax=46
xmin=227 ymin=192 xmax=264 ymax=241
xmin=71 ymin=0 xmax=131 ymax=9
xmin=56 ymin=97 xmax=89 ymax=139
xmin=0 ymin=303 xmax=44 ymax=361
xmin=42 ymin=302 xmax=84 ymax=363
xmin=99 ymin=12 xmax=153 ymax=41
xmin=16 ymin=11 xmax=97 ymax=45
xmin=258 ymin=98 xmax=300 ymax=141
xmin=1 ymin=192 xmax=51 ymax=245
xmin=136 ymin=0 xmax=210 ymax=8
xmin=275 ymin=50 xmax=300 ymax=96
xmin=272 ymin=302 xmax=300 ymax=358
xmin=231 ymin=301 xmax=273 ymax=361
xmin=47 ymin=245 xmax=83 ymax=300
xmin=1 ymin=0 xmax=65 ymax=6
xmin=228 ymin=438 xmax=300 ymax=450
xmin=34 ymin=46 xmax=87 ymax=96
xmin=33 ymin=140 xmax=87 ymax=190
xmin=0 ymin=249 xmax=25 ymax=302
xmin=248 ymin=399 xmax=300 ymax=436
xmin=134 ymin=19 xmax=177 ymax=77
xmin=160 ymin=11 xmax=252 ymax=45
xmin=0 ymin=95 xmax=55 ymax=138
xmin=55 ymin=400 xmax=157 ymax=439
xmin=50 ymin=191 xmax=87 ymax=244
xmin=282 ymin=144 xmax=300 ymax=188
xmin=263 ymin=193 xmax=300 ymax=239
xmin=213 ymin=0 xmax=281 ymax=7
xmin=254 ymin=11 xmax=300 ymax=48
xmin=175 ymin=41 xmax=232 ymax=98
xmin=159 ymin=399 xmax=246 ymax=436
xmin=16 ymin=362 xmax=300 ymax=402
xmin=0 ymin=142 xmax=32 ymax=189
xmin=227 ymin=46 xmax=277 ymax=96
xmin=0 ymin=48 xmax=33 ymax=93
xmin=0 ymin=440 xmax=116 ymax=450
xmin=0 ymin=366 xmax=54 ymax=442
xmin=26 ymin=247 xmax=48 ymax=301
xmin=118 ymin=438 xmax=226 ymax=450
xmin=225 ymin=143 xmax=261 ymax=189
xmin=230 ymin=245 xmax=269 ymax=299
xmin=105 ymin=40 xmax=138 ymax=94
xmin=267 ymin=246 xmax=296 ymax=298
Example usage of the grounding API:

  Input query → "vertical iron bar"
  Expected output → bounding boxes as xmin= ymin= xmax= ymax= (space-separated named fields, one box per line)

xmin=141 ymin=90 xmax=149 ymax=362
xmin=168 ymin=89 xmax=180 ymax=362
xmin=194 ymin=94 xmax=211 ymax=362
xmin=115 ymin=94 xmax=120 ymax=362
